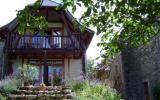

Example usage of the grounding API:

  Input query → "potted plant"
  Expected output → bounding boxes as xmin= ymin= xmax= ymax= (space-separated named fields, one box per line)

xmin=53 ymin=74 xmax=62 ymax=86
xmin=19 ymin=64 xmax=38 ymax=86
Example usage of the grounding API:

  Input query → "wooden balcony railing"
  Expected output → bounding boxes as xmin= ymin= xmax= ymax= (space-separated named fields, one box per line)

xmin=6 ymin=34 xmax=82 ymax=51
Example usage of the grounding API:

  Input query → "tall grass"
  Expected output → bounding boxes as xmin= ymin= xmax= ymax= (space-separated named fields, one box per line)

xmin=67 ymin=80 xmax=121 ymax=100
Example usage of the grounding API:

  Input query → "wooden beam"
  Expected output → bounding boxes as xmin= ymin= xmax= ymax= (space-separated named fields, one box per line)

xmin=22 ymin=57 xmax=24 ymax=67
xmin=62 ymin=59 xmax=65 ymax=79
xmin=43 ymin=50 xmax=48 ymax=85
xmin=51 ymin=10 xmax=73 ymax=34
xmin=62 ymin=23 xmax=64 ymax=48
xmin=8 ymin=52 xmax=82 ymax=60
xmin=82 ymin=53 xmax=86 ymax=75
xmin=68 ymin=59 xmax=70 ymax=79
xmin=60 ymin=11 xmax=76 ymax=33
xmin=46 ymin=7 xmax=48 ymax=21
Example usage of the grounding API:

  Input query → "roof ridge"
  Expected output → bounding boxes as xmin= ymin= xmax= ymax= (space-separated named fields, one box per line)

xmin=48 ymin=0 xmax=60 ymax=5
xmin=28 ymin=0 xmax=60 ymax=7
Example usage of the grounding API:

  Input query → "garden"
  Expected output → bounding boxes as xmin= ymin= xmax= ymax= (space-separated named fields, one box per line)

xmin=0 ymin=64 xmax=121 ymax=100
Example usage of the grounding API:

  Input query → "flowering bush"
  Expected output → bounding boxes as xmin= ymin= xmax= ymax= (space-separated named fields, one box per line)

xmin=67 ymin=80 xmax=121 ymax=100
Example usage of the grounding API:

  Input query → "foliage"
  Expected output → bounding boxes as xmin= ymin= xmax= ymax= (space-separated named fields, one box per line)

xmin=67 ymin=80 xmax=121 ymax=100
xmin=61 ymin=0 xmax=160 ymax=58
xmin=153 ymin=84 xmax=160 ymax=100
xmin=0 ymin=77 xmax=18 ymax=95
xmin=0 ymin=94 xmax=7 ymax=100
xmin=19 ymin=64 xmax=38 ymax=82
xmin=86 ymin=58 xmax=95 ymax=78
xmin=17 ymin=0 xmax=48 ymax=35
xmin=53 ymin=75 xmax=62 ymax=86
xmin=68 ymin=80 xmax=87 ymax=92
xmin=2 ymin=82 xmax=17 ymax=94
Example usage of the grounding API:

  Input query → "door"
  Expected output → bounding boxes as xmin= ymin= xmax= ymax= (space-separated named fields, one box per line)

xmin=48 ymin=66 xmax=63 ymax=86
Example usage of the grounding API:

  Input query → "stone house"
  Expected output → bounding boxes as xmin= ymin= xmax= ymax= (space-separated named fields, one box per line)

xmin=0 ymin=0 xmax=94 ymax=86
xmin=110 ymin=34 xmax=160 ymax=100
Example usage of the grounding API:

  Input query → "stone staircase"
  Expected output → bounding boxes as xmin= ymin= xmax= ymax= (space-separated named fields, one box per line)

xmin=8 ymin=86 xmax=75 ymax=100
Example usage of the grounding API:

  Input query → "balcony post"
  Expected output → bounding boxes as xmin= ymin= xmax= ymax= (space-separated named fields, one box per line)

xmin=43 ymin=50 xmax=48 ymax=85
xmin=82 ymin=52 xmax=86 ymax=77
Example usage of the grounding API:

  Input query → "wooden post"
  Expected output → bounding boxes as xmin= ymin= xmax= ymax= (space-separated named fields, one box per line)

xmin=62 ymin=24 xmax=64 ymax=48
xmin=82 ymin=53 xmax=86 ymax=75
xmin=43 ymin=50 xmax=48 ymax=85
xmin=39 ymin=59 xmax=42 ymax=83
xmin=68 ymin=59 xmax=70 ymax=79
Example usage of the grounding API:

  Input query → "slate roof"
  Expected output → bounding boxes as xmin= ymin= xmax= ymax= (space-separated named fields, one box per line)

xmin=29 ymin=0 xmax=60 ymax=7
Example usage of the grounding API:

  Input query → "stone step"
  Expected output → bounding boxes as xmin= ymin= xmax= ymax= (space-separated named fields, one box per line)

xmin=18 ymin=86 xmax=70 ymax=91
xmin=8 ymin=86 xmax=75 ymax=100
xmin=11 ymin=89 xmax=72 ymax=95
xmin=8 ymin=94 xmax=74 ymax=100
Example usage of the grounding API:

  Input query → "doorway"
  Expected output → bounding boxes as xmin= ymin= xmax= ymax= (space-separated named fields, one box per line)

xmin=26 ymin=59 xmax=64 ymax=86
xmin=143 ymin=81 xmax=150 ymax=100
xmin=48 ymin=66 xmax=63 ymax=86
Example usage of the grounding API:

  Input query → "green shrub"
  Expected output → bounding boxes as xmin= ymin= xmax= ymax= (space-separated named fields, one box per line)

xmin=2 ymin=82 xmax=17 ymax=94
xmin=0 ymin=93 xmax=7 ymax=100
xmin=1 ymin=78 xmax=18 ymax=95
xmin=67 ymin=80 xmax=121 ymax=100
xmin=67 ymin=80 xmax=87 ymax=92
xmin=153 ymin=84 xmax=160 ymax=100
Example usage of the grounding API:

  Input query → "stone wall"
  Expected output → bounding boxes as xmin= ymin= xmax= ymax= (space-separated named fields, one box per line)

xmin=121 ymin=34 xmax=160 ymax=100
xmin=109 ymin=54 xmax=125 ymax=96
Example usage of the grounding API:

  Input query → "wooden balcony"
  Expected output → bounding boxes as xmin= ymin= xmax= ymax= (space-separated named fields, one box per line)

xmin=5 ymin=33 xmax=83 ymax=57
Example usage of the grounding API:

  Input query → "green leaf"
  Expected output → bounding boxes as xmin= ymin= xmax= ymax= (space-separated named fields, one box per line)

xmin=85 ymin=7 xmax=92 ymax=17
xmin=72 ymin=5 xmax=76 ymax=13
xmin=101 ymin=6 xmax=105 ymax=12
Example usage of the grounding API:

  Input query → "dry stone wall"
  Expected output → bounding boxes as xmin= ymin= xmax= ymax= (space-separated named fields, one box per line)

xmin=122 ymin=34 xmax=160 ymax=100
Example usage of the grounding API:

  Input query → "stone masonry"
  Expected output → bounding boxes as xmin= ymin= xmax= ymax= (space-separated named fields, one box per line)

xmin=121 ymin=34 xmax=160 ymax=100
xmin=8 ymin=86 xmax=74 ymax=100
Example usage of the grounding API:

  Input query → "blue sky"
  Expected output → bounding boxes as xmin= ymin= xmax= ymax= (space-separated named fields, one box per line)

xmin=0 ymin=0 xmax=101 ymax=59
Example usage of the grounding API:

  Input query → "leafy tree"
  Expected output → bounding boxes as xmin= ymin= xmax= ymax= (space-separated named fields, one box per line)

xmin=60 ymin=0 xmax=160 ymax=57
xmin=17 ymin=0 xmax=48 ymax=35
xmin=86 ymin=58 xmax=95 ymax=78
